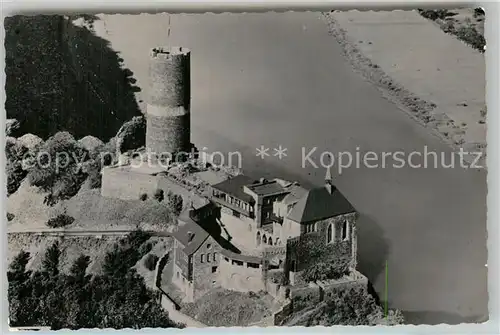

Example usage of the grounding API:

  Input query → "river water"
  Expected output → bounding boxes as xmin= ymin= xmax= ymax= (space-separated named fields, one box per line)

xmin=91 ymin=12 xmax=488 ymax=324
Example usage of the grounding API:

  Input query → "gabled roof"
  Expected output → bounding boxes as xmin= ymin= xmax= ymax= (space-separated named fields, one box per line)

xmin=173 ymin=213 xmax=210 ymax=255
xmin=245 ymin=180 xmax=286 ymax=196
xmin=172 ymin=203 xmax=241 ymax=256
xmin=282 ymin=183 xmax=308 ymax=205
xmin=211 ymin=174 xmax=256 ymax=203
xmin=287 ymin=186 xmax=355 ymax=223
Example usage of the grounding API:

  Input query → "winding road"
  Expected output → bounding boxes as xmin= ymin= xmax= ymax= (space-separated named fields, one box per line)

xmin=85 ymin=12 xmax=487 ymax=324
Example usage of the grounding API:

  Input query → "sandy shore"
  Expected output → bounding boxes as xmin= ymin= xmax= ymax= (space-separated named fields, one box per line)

xmin=323 ymin=10 xmax=486 ymax=165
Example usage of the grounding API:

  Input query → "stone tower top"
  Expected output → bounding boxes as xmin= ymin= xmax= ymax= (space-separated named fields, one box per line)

xmin=151 ymin=46 xmax=190 ymax=59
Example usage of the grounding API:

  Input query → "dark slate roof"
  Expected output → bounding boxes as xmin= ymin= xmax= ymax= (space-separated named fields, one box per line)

xmin=246 ymin=181 xmax=286 ymax=196
xmin=173 ymin=214 xmax=210 ymax=255
xmin=211 ymin=174 xmax=256 ymax=203
xmin=173 ymin=205 xmax=241 ymax=256
xmin=282 ymin=184 xmax=308 ymax=205
xmin=287 ymin=186 xmax=356 ymax=223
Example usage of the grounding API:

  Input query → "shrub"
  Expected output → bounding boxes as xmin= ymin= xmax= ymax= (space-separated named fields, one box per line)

xmin=47 ymin=214 xmax=75 ymax=228
xmin=139 ymin=193 xmax=148 ymax=201
xmin=144 ymin=254 xmax=159 ymax=271
xmin=167 ymin=192 xmax=183 ymax=215
xmin=285 ymin=286 xmax=404 ymax=326
xmin=418 ymin=9 xmax=449 ymax=21
xmin=154 ymin=189 xmax=164 ymax=202
xmin=455 ymin=24 xmax=486 ymax=52
xmin=138 ymin=241 xmax=153 ymax=257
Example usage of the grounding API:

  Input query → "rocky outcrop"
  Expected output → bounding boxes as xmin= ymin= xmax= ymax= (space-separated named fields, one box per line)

xmin=115 ymin=116 xmax=146 ymax=154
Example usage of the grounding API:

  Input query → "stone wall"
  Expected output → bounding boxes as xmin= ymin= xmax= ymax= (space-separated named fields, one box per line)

xmin=192 ymin=235 xmax=222 ymax=300
xmin=219 ymin=211 xmax=257 ymax=248
xmin=289 ymin=282 xmax=323 ymax=312
xmin=216 ymin=256 xmax=265 ymax=292
xmin=285 ymin=212 xmax=358 ymax=285
xmin=273 ymin=270 xmax=369 ymax=325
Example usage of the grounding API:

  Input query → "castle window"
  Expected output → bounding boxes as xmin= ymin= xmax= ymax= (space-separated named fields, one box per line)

xmin=341 ymin=220 xmax=348 ymax=240
xmin=212 ymin=266 xmax=218 ymax=273
xmin=177 ymin=272 xmax=180 ymax=279
xmin=207 ymin=243 xmax=212 ymax=250
xmin=256 ymin=231 xmax=261 ymax=246
xmin=268 ymin=237 xmax=273 ymax=246
xmin=201 ymin=254 xmax=205 ymax=263
xmin=207 ymin=254 xmax=211 ymax=262
xmin=213 ymin=252 xmax=217 ymax=261
xmin=327 ymin=223 xmax=334 ymax=243
xmin=262 ymin=235 xmax=267 ymax=244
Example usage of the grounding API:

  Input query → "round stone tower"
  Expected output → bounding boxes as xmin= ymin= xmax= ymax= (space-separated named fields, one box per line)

xmin=146 ymin=46 xmax=191 ymax=156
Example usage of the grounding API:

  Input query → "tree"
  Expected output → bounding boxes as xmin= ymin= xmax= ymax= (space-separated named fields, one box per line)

xmin=27 ymin=131 xmax=89 ymax=203
xmin=70 ymin=255 xmax=91 ymax=281
xmin=8 ymin=251 xmax=33 ymax=326
xmin=166 ymin=192 xmax=183 ymax=215
xmin=42 ymin=241 xmax=61 ymax=277
xmin=7 ymin=230 xmax=182 ymax=329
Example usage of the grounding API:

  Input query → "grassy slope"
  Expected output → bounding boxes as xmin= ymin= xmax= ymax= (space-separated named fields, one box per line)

xmin=181 ymin=288 xmax=274 ymax=326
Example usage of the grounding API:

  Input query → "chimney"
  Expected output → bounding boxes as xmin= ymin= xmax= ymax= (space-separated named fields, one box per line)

xmin=324 ymin=166 xmax=335 ymax=194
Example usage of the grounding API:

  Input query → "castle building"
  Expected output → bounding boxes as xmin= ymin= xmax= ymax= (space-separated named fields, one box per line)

xmin=169 ymin=170 xmax=359 ymax=302
xmin=99 ymin=47 xmax=363 ymax=302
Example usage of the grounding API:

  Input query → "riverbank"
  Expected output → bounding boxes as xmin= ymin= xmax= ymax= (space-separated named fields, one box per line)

xmin=323 ymin=10 xmax=486 ymax=165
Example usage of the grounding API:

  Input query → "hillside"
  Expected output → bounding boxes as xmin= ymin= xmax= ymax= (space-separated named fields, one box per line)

xmin=4 ymin=15 xmax=141 ymax=141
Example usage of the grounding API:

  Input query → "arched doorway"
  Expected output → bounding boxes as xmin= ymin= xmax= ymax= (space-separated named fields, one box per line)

xmin=262 ymin=235 xmax=267 ymax=244
xmin=268 ymin=237 xmax=273 ymax=246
